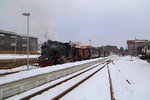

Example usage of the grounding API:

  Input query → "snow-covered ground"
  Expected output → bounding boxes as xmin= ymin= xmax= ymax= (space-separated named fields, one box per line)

xmin=0 ymin=54 xmax=40 ymax=75
xmin=60 ymin=65 xmax=110 ymax=100
xmin=0 ymin=65 xmax=38 ymax=75
xmin=61 ymin=56 xmax=150 ymax=100
xmin=0 ymin=56 xmax=111 ymax=85
xmin=30 ymin=63 xmax=109 ymax=100
xmin=109 ymin=56 xmax=150 ymax=100
xmin=5 ymin=63 xmax=107 ymax=100
xmin=0 ymin=54 xmax=40 ymax=60
xmin=4 ymin=56 xmax=150 ymax=100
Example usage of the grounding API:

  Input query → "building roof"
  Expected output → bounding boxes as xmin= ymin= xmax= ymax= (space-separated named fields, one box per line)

xmin=82 ymin=46 xmax=91 ymax=49
xmin=127 ymin=40 xmax=148 ymax=44
xmin=70 ymin=42 xmax=81 ymax=47
xmin=0 ymin=30 xmax=37 ymax=39
xmin=0 ymin=30 xmax=20 ymax=36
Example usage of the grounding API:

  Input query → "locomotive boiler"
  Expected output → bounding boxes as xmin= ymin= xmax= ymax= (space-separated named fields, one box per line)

xmin=38 ymin=40 xmax=79 ymax=66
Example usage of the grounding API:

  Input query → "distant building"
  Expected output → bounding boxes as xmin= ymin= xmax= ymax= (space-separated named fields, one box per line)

xmin=127 ymin=39 xmax=148 ymax=56
xmin=0 ymin=30 xmax=38 ymax=54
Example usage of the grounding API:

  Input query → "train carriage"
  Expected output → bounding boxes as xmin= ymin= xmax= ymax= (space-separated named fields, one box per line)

xmin=38 ymin=40 xmax=101 ymax=67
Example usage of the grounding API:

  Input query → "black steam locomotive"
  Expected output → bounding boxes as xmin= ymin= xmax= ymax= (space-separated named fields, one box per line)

xmin=38 ymin=40 xmax=101 ymax=67
xmin=38 ymin=40 xmax=79 ymax=66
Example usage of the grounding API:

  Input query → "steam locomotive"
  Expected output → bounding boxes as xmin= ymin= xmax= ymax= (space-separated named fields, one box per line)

xmin=38 ymin=40 xmax=100 ymax=67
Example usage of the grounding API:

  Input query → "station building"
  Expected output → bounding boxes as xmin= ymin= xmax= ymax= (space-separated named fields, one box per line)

xmin=127 ymin=39 xmax=148 ymax=56
xmin=0 ymin=30 xmax=38 ymax=54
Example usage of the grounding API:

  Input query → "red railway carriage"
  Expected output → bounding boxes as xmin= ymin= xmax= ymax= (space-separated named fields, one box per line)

xmin=75 ymin=48 xmax=83 ymax=60
xmin=82 ymin=46 xmax=90 ymax=59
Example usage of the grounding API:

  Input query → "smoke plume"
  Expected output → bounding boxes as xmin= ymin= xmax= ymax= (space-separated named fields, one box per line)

xmin=30 ymin=19 xmax=58 ymax=43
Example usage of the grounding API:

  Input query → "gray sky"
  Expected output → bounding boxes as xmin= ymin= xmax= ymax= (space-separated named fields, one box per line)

xmin=0 ymin=0 xmax=150 ymax=48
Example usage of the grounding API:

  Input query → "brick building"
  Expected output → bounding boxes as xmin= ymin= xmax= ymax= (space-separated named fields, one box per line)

xmin=127 ymin=39 xmax=148 ymax=56
xmin=0 ymin=30 xmax=38 ymax=54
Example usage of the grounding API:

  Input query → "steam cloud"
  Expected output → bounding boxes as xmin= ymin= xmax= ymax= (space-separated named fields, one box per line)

xmin=30 ymin=19 xmax=58 ymax=43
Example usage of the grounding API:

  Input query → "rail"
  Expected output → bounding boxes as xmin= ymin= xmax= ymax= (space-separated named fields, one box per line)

xmin=21 ymin=60 xmax=113 ymax=100
xmin=0 ymin=57 xmax=115 ymax=100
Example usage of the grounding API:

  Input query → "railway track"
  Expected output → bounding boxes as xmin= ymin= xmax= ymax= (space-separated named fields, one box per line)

xmin=17 ymin=59 xmax=114 ymax=100
xmin=1 ymin=56 xmax=117 ymax=100
xmin=107 ymin=64 xmax=115 ymax=100
xmin=0 ymin=58 xmax=37 ymax=69
xmin=0 ymin=58 xmax=39 ymax=77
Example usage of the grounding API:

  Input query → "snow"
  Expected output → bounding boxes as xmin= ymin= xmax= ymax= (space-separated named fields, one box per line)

xmin=0 ymin=54 xmax=40 ymax=74
xmin=0 ymin=65 xmax=38 ymax=75
xmin=60 ymin=66 xmax=111 ymax=100
xmin=29 ymin=64 xmax=107 ymax=100
xmin=61 ymin=56 xmax=150 ymax=100
xmin=4 ymin=55 xmax=150 ymax=100
xmin=0 ymin=54 xmax=40 ymax=60
xmin=109 ymin=56 xmax=150 ymax=100
xmin=0 ymin=56 xmax=111 ymax=85
xmin=5 ymin=63 xmax=104 ymax=100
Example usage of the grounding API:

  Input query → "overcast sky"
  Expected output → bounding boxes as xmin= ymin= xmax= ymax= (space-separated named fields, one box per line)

xmin=0 ymin=0 xmax=150 ymax=48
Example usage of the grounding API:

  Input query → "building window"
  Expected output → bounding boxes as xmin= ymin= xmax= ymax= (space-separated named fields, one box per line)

xmin=22 ymin=37 xmax=27 ymax=40
xmin=11 ymin=43 xmax=16 ymax=46
xmin=22 ymin=44 xmax=27 ymax=47
xmin=0 ymin=34 xmax=5 ymax=37
xmin=148 ymin=46 xmax=150 ymax=50
xmin=11 ymin=36 xmax=17 ymax=38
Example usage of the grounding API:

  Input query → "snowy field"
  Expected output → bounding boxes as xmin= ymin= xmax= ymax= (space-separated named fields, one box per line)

xmin=4 ymin=56 xmax=150 ymax=100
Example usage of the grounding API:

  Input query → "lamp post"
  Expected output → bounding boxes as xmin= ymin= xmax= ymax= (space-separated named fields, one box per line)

xmin=88 ymin=39 xmax=92 ymax=59
xmin=22 ymin=13 xmax=30 ymax=70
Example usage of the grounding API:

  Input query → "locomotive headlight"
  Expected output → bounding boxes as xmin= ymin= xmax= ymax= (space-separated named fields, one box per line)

xmin=46 ymin=57 xmax=48 ymax=60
